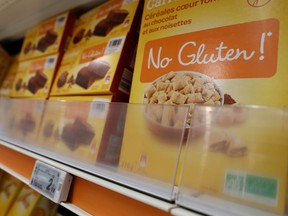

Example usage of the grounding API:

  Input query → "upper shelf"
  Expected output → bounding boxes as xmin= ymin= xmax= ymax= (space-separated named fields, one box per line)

xmin=0 ymin=0 xmax=105 ymax=41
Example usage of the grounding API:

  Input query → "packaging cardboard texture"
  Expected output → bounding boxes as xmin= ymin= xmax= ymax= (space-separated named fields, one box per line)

xmin=10 ymin=54 xmax=62 ymax=99
xmin=50 ymin=0 xmax=143 ymax=99
xmin=19 ymin=12 xmax=76 ymax=62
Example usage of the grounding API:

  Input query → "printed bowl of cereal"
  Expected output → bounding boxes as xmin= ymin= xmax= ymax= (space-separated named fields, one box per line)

xmin=143 ymin=71 xmax=224 ymax=138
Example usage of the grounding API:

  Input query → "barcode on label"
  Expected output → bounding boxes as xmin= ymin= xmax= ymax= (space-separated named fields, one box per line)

xmin=45 ymin=56 xmax=56 ymax=69
xmin=119 ymin=68 xmax=132 ymax=94
xmin=109 ymin=39 xmax=122 ymax=47
xmin=105 ymin=36 xmax=125 ymax=54
xmin=56 ymin=15 xmax=66 ymax=27
xmin=89 ymin=99 xmax=109 ymax=118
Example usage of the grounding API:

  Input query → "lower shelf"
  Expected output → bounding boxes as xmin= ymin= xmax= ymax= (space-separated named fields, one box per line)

xmin=0 ymin=141 xmax=195 ymax=216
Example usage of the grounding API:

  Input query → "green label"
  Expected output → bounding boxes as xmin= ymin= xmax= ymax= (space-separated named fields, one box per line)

xmin=224 ymin=170 xmax=278 ymax=206
xmin=224 ymin=171 xmax=245 ymax=197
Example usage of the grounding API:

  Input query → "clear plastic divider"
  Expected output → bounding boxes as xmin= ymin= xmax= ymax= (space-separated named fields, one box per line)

xmin=177 ymin=105 xmax=288 ymax=216
xmin=0 ymin=98 xmax=189 ymax=201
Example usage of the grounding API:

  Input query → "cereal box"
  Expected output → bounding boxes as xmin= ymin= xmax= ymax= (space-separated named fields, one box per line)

xmin=0 ymin=57 xmax=19 ymax=96
xmin=10 ymin=54 xmax=62 ymax=99
xmin=49 ymin=0 xmax=142 ymax=99
xmin=68 ymin=0 xmax=141 ymax=50
xmin=19 ymin=12 xmax=76 ymax=62
xmin=129 ymin=0 xmax=288 ymax=107
xmin=121 ymin=0 xmax=288 ymax=205
xmin=0 ymin=173 xmax=23 ymax=215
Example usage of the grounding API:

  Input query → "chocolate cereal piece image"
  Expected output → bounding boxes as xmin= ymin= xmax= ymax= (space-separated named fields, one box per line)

xmin=76 ymin=59 xmax=110 ymax=89
xmin=61 ymin=117 xmax=95 ymax=150
xmin=106 ymin=9 xmax=129 ymax=25
xmin=88 ymin=58 xmax=110 ymax=79
xmin=75 ymin=66 xmax=95 ymax=89
xmin=24 ymin=42 xmax=32 ymax=54
xmin=93 ymin=19 xmax=114 ymax=36
xmin=57 ymin=71 xmax=69 ymax=88
xmin=19 ymin=113 xmax=36 ymax=135
xmin=27 ymin=72 xmax=48 ymax=94
xmin=225 ymin=135 xmax=248 ymax=157
xmin=15 ymin=78 xmax=22 ymax=91
xmin=37 ymin=31 xmax=58 ymax=52
xmin=224 ymin=93 xmax=236 ymax=104
xmin=85 ymin=29 xmax=92 ymax=39
xmin=73 ymin=28 xmax=85 ymax=44
xmin=208 ymin=130 xmax=230 ymax=152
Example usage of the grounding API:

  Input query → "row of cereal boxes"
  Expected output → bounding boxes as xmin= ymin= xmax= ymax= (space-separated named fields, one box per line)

xmin=0 ymin=0 xmax=142 ymax=101
xmin=1 ymin=0 xmax=288 ymax=215
xmin=0 ymin=170 xmax=59 ymax=216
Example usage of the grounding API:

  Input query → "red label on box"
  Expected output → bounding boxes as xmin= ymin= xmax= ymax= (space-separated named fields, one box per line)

xmin=140 ymin=19 xmax=279 ymax=82
xmin=79 ymin=43 xmax=107 ymax=64
xmin=30 ymin=59 xmax=46 ymax=73
xmin=39 ymin=20 xmax=56 ymax=35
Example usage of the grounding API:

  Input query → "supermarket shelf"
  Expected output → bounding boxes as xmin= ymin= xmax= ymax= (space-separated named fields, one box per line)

xmin=0 ymin=141 xmax=176 ymax=216
xmin=1 ymin=98 xmax=287 ymax=216
xmin=0 ymin=146 xmax=92 ymax=216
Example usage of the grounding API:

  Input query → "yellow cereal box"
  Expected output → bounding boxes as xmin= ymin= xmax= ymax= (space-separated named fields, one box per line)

xmin=121 ymin=0 xmax=288 ymax=210
xmin=49 ymin=0 xmax=142 ymax=99
xmin=7 ymin=184 xmax=41 ymax=216
xmin=0 ymin=57 xmax=19 ymax=96
xmin=68 ymin=0 xmax=141 ymax=50
xmin=19 ymin=12 xmax=76 ymax=62
xmin=0 ymin=173 xmax=23 ymax=216
xmin=10 ymin=54 xmax=62 ymax=99
xmin=129 ymin=0 xmax=288 ymax=106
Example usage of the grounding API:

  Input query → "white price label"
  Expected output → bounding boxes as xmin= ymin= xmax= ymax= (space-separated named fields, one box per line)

xmin=30 ymin=160 xmax=73 ymax=203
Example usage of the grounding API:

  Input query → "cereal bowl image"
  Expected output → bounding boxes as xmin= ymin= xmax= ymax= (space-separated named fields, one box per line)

xmin=143 ymin=71 xmax=224 ymax=138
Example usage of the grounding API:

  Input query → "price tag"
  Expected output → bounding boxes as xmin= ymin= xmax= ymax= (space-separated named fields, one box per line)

xmin=30 ymin=160 xmax=73 ymax=203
